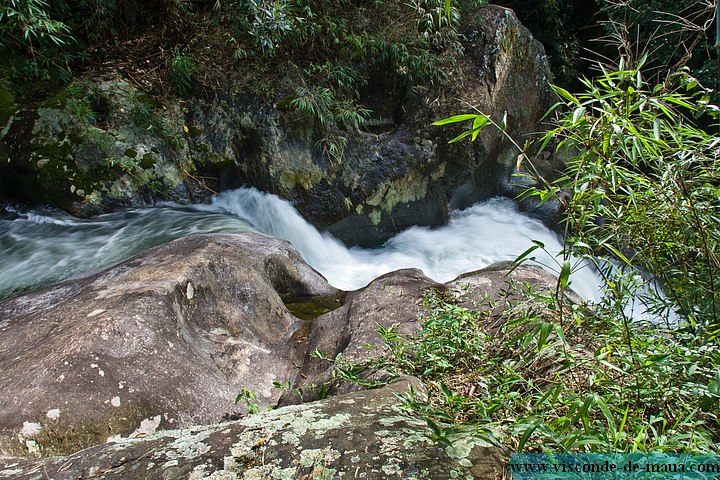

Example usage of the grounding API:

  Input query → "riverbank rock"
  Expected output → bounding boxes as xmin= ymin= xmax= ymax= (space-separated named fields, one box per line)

xmin=0 ymin=6 xmax=554 ymax=246
xmin=0 ymin=78 xmax=211 ymax=217
xmin=0 ymin=232 xmax=575 ymax=477
xmin=0 ymin=232 xmax=569 ymax=459
xmin=413 ymin=5 xmax=555 ymax=212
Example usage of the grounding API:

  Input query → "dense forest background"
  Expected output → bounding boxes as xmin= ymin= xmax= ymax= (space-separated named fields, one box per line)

xmin=1 ymin=1 xmax=716 ymax=103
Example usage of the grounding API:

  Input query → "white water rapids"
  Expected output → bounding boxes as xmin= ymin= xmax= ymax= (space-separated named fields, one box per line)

xmin=1 ymin=187 xmax=607 ymax=303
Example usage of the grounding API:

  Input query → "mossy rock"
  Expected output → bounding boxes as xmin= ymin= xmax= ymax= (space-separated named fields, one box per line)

xmin=0 ymin=75 xmax=207 ymax=213
xmin=2 ymin=400 xmax=158 ymax=458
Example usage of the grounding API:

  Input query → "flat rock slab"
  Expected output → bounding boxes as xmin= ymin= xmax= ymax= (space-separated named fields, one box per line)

xmin=0 ymin=379 xmax=507 ymax=480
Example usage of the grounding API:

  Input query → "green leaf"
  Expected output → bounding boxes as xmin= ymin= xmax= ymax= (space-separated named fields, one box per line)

xmin=601 ymin=242 xmax=633 ymax=266
xmin=572 ymin=106 xmax=586 ymax=124
xmin=537 ymin=322 xmax=552 ymax=349
xmin=551 ymin=85 xmax=581 ymax=106
xmin=593 ymin=395 xmax=616 ymax=435
xmin=559 ymin=259 xmax=571 ymax=290
xmin=510 ymin=240 xmax=544 ymax=269
xmin=517 ymin=419 xmax=542 ymax=451
xmin=447 ymin=128 xmax=478 ymax=144
xmin=432 ymin=114 xmax=480 ymax=126
xmin=471 ymin=115 xmax=489 ymax=141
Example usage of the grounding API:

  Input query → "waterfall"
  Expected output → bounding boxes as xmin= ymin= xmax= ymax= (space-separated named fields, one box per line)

xmin=211 ymin=188 xmax=603 ymax=300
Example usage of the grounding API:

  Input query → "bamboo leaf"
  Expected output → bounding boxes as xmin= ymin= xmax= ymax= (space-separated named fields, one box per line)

xmin=594 ymin=395 xmax=617 ymax=435
xmin=517 ymin=419 xmax=542 ymax=451
xmin=572 ymin=106 xmax=586 ymax=124
xmin=512 ymin=241 xmax=544 ymax=267
xmin=601 ymin=242 xmax=633 ymax=266
xmin=551 ymin=85 xmax=581 ymax=106
xmin=448 ymin=128 xmax=479 ymax=144
xmin=559 ymin=259 xmax=571 ymax=290
xmin=432 ymin=114 xmax=480 ymax=126
xmin=471 ymin=115 xmax=489 ymax=141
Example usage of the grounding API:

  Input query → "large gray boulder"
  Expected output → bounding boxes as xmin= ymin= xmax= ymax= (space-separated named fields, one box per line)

xmin=0 ymin=232 xmax=574 ymax=477
xmin=0 ymin=379 xmax=507 ymax=480
xmin=0 ymin=233 xmax=338 ymax=456
xmin=412 ymin=5 xmax=555 ymax=211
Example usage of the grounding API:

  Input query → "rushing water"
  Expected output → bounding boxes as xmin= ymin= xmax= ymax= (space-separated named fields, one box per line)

xmin=0 ymin=187 xmax=605 ymax=303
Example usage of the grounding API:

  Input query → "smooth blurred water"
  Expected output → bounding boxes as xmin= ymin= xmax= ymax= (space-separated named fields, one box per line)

xmin=1 ymin=187 xmax=605 ymax=302
xmin=0 ymin=204 xmax=258 ymax=299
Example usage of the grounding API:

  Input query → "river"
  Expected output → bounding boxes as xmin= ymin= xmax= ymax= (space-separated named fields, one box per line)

xmin=1 ymin=187 xmax=620 ymax=310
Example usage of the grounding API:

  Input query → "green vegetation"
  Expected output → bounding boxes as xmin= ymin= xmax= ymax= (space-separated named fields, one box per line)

xmin=0 ymin=0 xmax=486 ymax=161
xmin=236 ymin=387 xmax=260 ymax=414
xmin=0 ymin=0 xmax=192 ymax=86
xmin=168 ymin=50 xmax=195 ymax=97
xmin=532 ymin=63 xmax=720 ymax=331
xmin=0 ymin=0 xmax=73 ymax=84
xmin=498 ymin=1 xmax=716 ymax=89
xmin=284 ymin=85 xmax=371 ymax=162
xmin=331 ymin=285 xmax=719 ymax=451
xmin=597 ymin=0 xmax=716 ymax=86
xmin=346 ymin=50 xmax=720 ymax=452
xmin=208 ymin=0 xmax=473 ymax=159
xmin=434 ymin=59 xmax=720 ymax=333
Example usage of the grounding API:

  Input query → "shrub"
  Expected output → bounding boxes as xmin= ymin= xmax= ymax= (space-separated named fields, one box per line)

xmin=596 ymin=0 xmax=716 ymax=86
xmin=421 ymin=59 xmax=720 ymax=451
xmin=434 ymin=61 xmax=720 ymax=332
xmin=168 ymin=51 xmax=195 ymax=96
xmin=213 ymin=0 xmax=469 ymax=159
xmin=286 ymin=85 xmax=370 ymax=162
xmin=0 ymin=0 xmax=74 ymax=83
xmin=530 ymin=63 xmax=720 ymax=332
xmin=352 ymin=286 xmax=720 ymax=452
xmin=0 ymin=0 xmax=72 ymax=54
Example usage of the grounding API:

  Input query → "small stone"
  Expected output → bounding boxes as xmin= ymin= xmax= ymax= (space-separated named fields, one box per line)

xmin=46 ymin=409 xmax=61 ymax=420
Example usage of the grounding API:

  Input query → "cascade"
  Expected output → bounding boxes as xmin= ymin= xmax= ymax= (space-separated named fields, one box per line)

xmin=2 ymin=187 xmax=669 ymax=322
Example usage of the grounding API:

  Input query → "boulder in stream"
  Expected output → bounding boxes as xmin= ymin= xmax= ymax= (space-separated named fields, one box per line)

xmin=0 ymin=233 xmax=337 ymax=457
